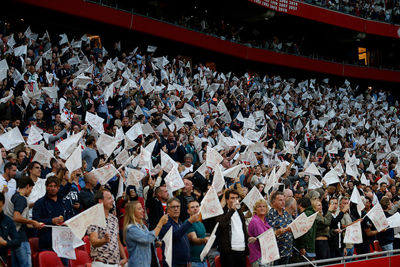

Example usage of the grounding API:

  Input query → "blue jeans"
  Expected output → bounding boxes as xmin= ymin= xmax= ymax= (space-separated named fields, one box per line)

xmin=191 ymin=262 xmax=208 ymax=267
xmin=381 ymin=243 xmax=393 ymax=254
xmin=12 ymin=241 xmax=31 ymax=267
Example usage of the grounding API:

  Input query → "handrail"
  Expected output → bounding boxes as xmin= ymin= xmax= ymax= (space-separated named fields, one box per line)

xmin=276 ymin=249 xmax=400 ymax=267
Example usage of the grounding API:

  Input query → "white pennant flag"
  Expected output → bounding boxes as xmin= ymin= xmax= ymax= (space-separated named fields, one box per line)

xmin=200 ymin=223 xmax=219 ymax=262
xmin=97 ymin=133 xmax=118 ymax=157
xmin=27 ymin=126 xmax=43 ymax=145
xmin=125 ymin=122 xmax=143 ymax=141
xmin=350 ymin=187 xmax=365 ymax=217
xmin=322 ymin=169 xmax=340 ymax=185
xmin=126 ymin=167 xmax=145 ymax=188
xmin=206 ymin=146 xmax=224 ymax=169
xmin=65 ymin=146 xmax=82 ymax=173
xmin=90 ymin=164 xmax=119 ymax=185
xmin=223 ymin=164 xmax=244 ymax=179
xmin=164 ymin=166 xmax=184 ymax=194
xmin=115 ymin=149 xmax=129 ymax=166
xmin=303 ymin=163 xmax=321 ymax=176
xmin=65 ymin=204 xmax=106 ymax=239
xmin=52 ymin=226 xmax=84 ymax=260
xmin=360 ymin=173 xmax=370 ymax=186
xmin=200 ymin=187 xmax=224 ymax=220
xmin=161 ymin=151 xmax=179 ymax=173
xmin=258 ymin=228 xmax=280 ymax=264
xmin=289 ymin=212 xmax=318 ymax=239
xmin=343 ymin=221 xmax=363 ymax=244
xmin=308 ymin=175 xmax=322 ymax=190
xmin=56 ymin=131 xmax=84 ymax=160
xmin=366 ymin=202 xmax=389 ymax=232
xmin=85 ymin=112 xmax=104 ymax=134
xmin=162 ymin=226 xmax=172 ymax=267
xmin=211 ymin=165 xmax=225 ymax=193
xmin=387 ymin=212 xmax=400 ymax=228
xmin=242 ymin=186 xmax=264 ymax=213
xmin=0 ymin=127 xmax=25 ymax=150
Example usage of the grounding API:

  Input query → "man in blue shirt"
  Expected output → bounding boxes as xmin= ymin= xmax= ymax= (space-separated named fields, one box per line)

xmin=159 ymin=198 xmax=201 ymax=267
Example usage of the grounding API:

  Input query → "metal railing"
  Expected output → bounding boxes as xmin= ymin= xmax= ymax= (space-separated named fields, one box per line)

xmin=276 ymin=249 xmax=400 ymax=266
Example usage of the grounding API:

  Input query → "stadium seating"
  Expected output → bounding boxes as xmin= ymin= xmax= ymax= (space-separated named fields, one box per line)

xmin=38 ymin=251 xmax=64 ymax=267
xmin=29 ymin=237 xmax=40 ymax=267
xmin=70 ymin=250 xmax=92 ymax=267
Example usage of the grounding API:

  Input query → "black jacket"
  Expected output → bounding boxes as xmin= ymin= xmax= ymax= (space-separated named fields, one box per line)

xmin=0 ymin=211 xmax=20 ymax=260
xmin=216 ymin=206 xmax=249 ymax=255
xmin=146 ymin=187 xmax=165 ymax=230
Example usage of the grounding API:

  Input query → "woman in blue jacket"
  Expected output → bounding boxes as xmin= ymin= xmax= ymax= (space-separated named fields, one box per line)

xmin=124 ymin=201 xmax=168 ymax=267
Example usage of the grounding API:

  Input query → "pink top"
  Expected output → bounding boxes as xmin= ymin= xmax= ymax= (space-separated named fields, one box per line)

xmin=248 ymin=214 xmax=271 ymax=263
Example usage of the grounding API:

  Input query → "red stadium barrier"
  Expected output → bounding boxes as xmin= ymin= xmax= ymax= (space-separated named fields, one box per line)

xmin=14 ymin=0 xmax=400 ymax=83
xmin=248 ymin=0 xmax=400 ymax=39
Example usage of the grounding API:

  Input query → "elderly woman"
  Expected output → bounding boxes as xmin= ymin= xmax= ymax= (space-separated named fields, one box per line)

xmin=248 ymin=199 xmax=271 ymax=267
xmin=124 ymin=201 xmax=169 ymax=267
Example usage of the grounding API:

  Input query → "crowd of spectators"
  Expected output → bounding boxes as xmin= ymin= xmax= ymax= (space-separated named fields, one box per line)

xmin=305 ymin=0 xmax=400 ymax=24
xmin=88 ymin=0 xmax=400 ymax=71
xmin=0 ymin=21 xmax=400 ymax=267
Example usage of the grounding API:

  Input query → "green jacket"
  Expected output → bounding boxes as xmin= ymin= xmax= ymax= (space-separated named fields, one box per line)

xmin=294 ymin=206 xmax=317 ymax=253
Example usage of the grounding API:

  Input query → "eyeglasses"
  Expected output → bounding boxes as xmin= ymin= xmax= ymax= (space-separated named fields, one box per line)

xmin=169 ymin=205 xmax=181 ymax=209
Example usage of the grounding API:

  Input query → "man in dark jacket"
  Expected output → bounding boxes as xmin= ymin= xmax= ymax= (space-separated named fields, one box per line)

xmin=159 ymin=197 xmax=201 ymax=267
xmin=146 ymin=181 xmax=169 ymax=230
xmin=216 ymin=189 xmax=249 ymax=267
xmin=32 ymin=176 xmax=74 ymax=252
xmin=79 ymin=172 xmax=97 ymax=210
xmin=0 ymin=191 xmax=20 ymax=263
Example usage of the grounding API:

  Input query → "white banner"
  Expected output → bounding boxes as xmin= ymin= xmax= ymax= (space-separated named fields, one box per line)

xmin=289 ymin=212 xmax=317 ymax=239
xmin=65 ymin=203 xmax=106 ymax=239
xmin=343 ymin=221 xmax=363 ymax=244
xmin=52 ymin=226 xmax=85 ymax=260
xmin=200 ymin=187 xmax=223 ymax=220
xmin=366 ymin=202 xmax=389 ymax=232
xmin=258 ymin=228 xmax=280 ymax=264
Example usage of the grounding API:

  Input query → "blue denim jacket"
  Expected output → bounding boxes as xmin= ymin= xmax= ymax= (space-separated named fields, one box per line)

xmin=126 ymin=223 xmax=159 ymax=267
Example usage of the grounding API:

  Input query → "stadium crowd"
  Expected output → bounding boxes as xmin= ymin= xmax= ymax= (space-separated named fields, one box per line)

xmin=0 ymin=23 xmax=399 ymax=267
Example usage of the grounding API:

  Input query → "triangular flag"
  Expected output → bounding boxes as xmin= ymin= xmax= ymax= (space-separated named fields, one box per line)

xmin=200 ymin=187 xmax=224 ymax=220
xmin=65 ymin=146 xmax=82 ymax=173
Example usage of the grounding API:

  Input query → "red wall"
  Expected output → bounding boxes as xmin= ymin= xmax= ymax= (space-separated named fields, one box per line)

xmin=249 ymin=0 xmax=400 ymax=39
xmin=14 ymin=0 xmax=400 ymax=83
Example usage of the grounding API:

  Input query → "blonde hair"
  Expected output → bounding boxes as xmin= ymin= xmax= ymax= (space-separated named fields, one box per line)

xmin=253 ymin=199 xmax=269 ymax=214
xmin=311 ymin=198 xmax=321 ymax=211
xmin=123 ymin=201 xmax=143 ymax=242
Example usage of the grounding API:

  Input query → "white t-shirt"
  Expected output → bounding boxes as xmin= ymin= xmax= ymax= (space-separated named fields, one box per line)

xmin=231 ymin=211 xmax=245 ymax=251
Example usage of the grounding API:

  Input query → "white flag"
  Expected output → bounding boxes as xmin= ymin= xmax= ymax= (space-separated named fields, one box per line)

xmin=343 ymin=221 xmax=363 ymax=244
xmin=65 ymin=146 xmax=82 ymax=173
xmin=27 ymin=126 xmax=43 ymax=145
xmin=125 ymin=122 xmax=143 ymax=141
xmin=303 ymin=163 xmax=321 ymax=176
xmin=65 ymin=204 xmax=106 ymax=239
xmin=52 ymin=226 xmax=84 ymax=260
xmin=366 ymin=202 xmax=389 ymax=232
xmin=30 ymin=144 xmax=55 ymax=168
xmin=200 ymin=187 xmax=223 ymax=220
xmin=200 ymin=223 xmax=219 ymax=262
xmin=85 ymin=112 xmax=104 ymax=134
xmin=206 ymin=146 xmax=224 ymax=169
xmin=126 ymin=167 xmax=145 ymax=188
xmin=322 ymin=169 xmax=340 ymax=185
xmin=223 ymin=164 xmax=244 ymax=179
xmin=164 ymin=167 xmax=184 ymax=193
xmin=97 ymin=133 xmax=118 ymax=157
xmin=91 ymin=164 xmax=119 ymax=185
xmin=387 ymin=212 xmax=400 ymax=228
xmin=258 ymin=228 xmax=280 ymax=264
xmin=0 ymin=127 xmax=25 ymax=150
xmin=56 ymin=131 xmax=84 ymax=160
xmin=115 ymin=149 xmax=129 ymax=166
xmin=350 ymin=188 xmax=365 ymax=217
xmin=14 ymin=45 xmax=27 ymax=56
xmin=308 ymin=175 xmax=322 ymax=190
xmin=211 ymin=165 xmax=225 ymax=193
xmin=242 ymin=186 xmax=264 ymax=213
xmin=289 ymin=212 xmax=317 ymax=239
xmin=161 ymin=151 xmax=179 ymax=173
